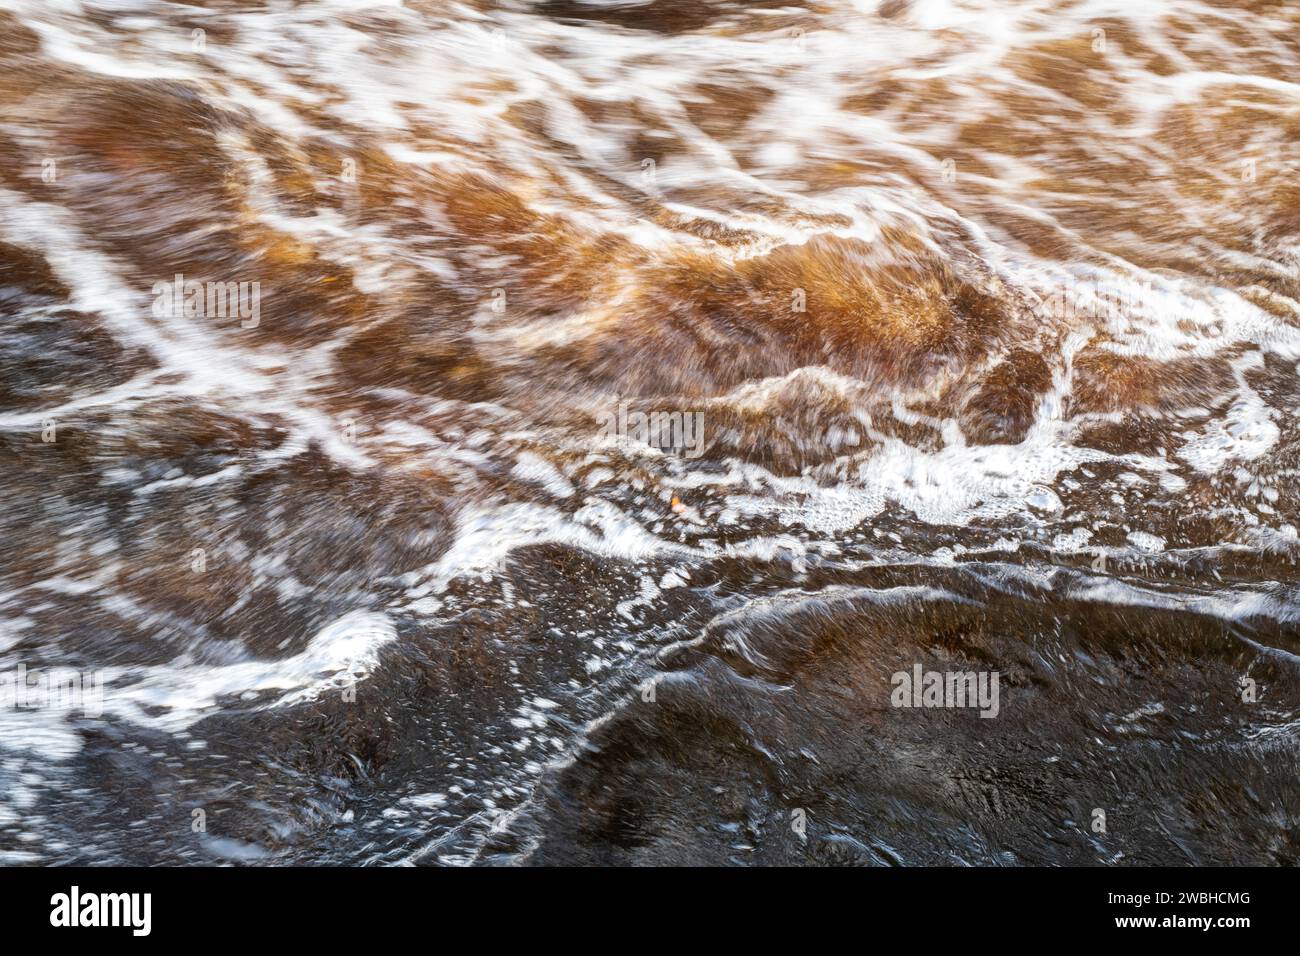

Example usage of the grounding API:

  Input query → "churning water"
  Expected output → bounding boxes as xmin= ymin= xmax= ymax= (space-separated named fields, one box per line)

xmin=0 ymin=0 xmax=1298 ymax=864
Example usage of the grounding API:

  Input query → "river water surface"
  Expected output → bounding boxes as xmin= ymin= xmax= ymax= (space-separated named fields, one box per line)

xmin=1 ymin=0 xmax=1298 ymax=865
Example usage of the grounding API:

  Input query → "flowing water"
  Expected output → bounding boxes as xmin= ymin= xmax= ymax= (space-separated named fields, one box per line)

xmin=0 ymin=0 xmax=1298 ymax=865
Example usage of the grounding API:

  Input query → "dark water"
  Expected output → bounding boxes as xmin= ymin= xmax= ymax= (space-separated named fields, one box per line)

xmin=0 ymin=0 xmax=1298 ymax=865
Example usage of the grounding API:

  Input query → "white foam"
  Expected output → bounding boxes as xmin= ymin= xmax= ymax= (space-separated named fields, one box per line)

xmin=0 ymin=611 xmax=396 ymax=759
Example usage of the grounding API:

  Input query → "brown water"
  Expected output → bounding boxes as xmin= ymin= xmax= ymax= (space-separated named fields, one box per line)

xmin=0 ymin=0 xmax=1298 ymax=865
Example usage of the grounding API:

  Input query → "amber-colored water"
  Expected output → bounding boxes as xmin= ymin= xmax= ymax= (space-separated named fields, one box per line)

xmin=0 ymin=0 xmax=1298 ymax=864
